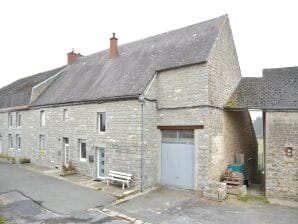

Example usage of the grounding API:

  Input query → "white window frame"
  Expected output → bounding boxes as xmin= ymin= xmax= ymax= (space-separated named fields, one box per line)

xmin=39 ymin=135 xmax=45 ymax=151
xmin=8 ymin=134 xmax=13 ymax=149
xmin=8 ymin=113 xmax=13 ymax=128
xmin=79 ymin=140 xmax=87 ymax=162
xmin=40 ymin=110 xmax=45 ymax=127
xmin=16 ymin=134 xmax=21 ymax=150
xmin=96 ymin=112 xmax=106 ymax=133
xmin=63 ymin=109 xmax=68 ymax=121
xmin=16 ymin=112 xmax=21 ymax=127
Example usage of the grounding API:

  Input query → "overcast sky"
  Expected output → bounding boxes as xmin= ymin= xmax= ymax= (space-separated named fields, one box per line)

xmin=0 ymin=0 xmax=297 ymax=93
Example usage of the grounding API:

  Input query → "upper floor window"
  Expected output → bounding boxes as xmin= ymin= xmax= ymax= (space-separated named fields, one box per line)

xmin=16 ymin=134 xmax=21 ymax=150
xmin=79 ymin=140 xmax=87 ymax=162
xmin=63 ymin=109 xmax=68 ymax=121
xmin=96 ymin=112 xmax=106 ymax=133
xmin=8 ymin=113 xmax=13 ymax=127
xmin=40 ymin=110 xmax=45 ymax=127
xmin=8 ymin=134 xmax=13 ymax=149
xmin=16 ymin=112 xmax=21 ymax=127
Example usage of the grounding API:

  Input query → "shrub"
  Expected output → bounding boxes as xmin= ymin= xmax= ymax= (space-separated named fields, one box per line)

xmin=19 ymin=157 xmax=31 ymax=164
xmin=0 ymin=153 xmax=16 ymax=163
xmin=62 ymin=161 xmax=76 ymax=172
xmin=0 ymin=216 xmax=7 ymax=224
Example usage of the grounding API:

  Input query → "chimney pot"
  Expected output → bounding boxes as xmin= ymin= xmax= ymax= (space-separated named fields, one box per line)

xmin=109 ymin=33 xmax=118 ymax=59
xmin=67 ymin=49 xmax=82 ymax=65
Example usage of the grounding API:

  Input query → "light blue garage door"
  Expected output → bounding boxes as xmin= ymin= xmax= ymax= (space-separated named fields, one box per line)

xmin=161 ymin=130 xmax=194 ymax=190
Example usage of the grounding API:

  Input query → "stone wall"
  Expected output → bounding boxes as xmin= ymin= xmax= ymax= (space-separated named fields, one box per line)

xmin=0 ymin=100 xmax=159 ymax=188
xmin=223 ymin=111 xmax=258 ymax=183
xmin=207 ymin=18 xmax=256 ymax=182
xmin=265 ymin=112 xmax=298 ymax=203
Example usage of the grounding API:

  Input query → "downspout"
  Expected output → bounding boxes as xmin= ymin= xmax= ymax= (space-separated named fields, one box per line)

xmin=138 ymin=94 xmax=145 ymax=192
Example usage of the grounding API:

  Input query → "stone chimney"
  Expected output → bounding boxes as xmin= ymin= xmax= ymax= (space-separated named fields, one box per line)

xmin=109 ymin=33 xmax=118 ymax=59
xmin=67 ymin=49 xmax=82 ymax=65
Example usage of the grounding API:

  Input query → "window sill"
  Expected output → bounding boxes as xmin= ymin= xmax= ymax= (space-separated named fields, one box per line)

xmin=79 ymin=159 xmax=87 ymax=162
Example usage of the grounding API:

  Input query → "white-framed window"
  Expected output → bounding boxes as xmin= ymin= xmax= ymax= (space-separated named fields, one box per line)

xmin=40 ymin=110 xmax=45 ymax=127
xmin=16 ymin=112 xmax=21 ymax=127
xmin=39 ymin=135 xmax=45 ymax=151
xmin=96 ymin=112 xmax=106 ymax=133
xmin=79 ymin=140 xmax=87 ymax=162
xmin=8 ymin=134 xmax=13 ymax=149
xmin=63 ymin=109 xmax=68 ymax=121
xmin=16 ymin=134 xmax=21 ymax=150
xmin=8 ymin=113 xmax=13 ymax=127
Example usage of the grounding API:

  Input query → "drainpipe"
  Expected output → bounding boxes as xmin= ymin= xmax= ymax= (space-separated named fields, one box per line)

xmin=138 ymin=94 xmax=145 ymax=192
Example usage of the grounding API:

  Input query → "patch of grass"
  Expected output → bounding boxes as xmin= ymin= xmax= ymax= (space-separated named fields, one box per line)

xmin=239 ymin=194 xmax=268 ymax=203
xmin=19 ymin=157 xmax=31 ymax=164
xmin=239 ymin=195 xmax=249 ymax=202
xmin=0 ymin=153 xmax=16 ymax=163
xmin=0 ymin=216 xmax=7 ymax=224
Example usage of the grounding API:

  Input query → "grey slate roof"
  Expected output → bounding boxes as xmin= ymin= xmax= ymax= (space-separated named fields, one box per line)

xmin=0 ymin=66 xmax=65 ymax=109
xmin=226 ymin=67 xmax=298 ymax=110
xmin=33 ymin=15 xmax=228 ymax=106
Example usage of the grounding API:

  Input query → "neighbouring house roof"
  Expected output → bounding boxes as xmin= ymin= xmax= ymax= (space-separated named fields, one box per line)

xmin=32 ymin=15 xmax=228 ymax=106
xmin=0 ymin=66 xmax=66 ymax=109
xmin=225 ymin=66 xmax=298 ymax=110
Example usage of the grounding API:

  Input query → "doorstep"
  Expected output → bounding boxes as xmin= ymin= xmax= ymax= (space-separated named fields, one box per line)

xmin=19 ymin=163 xmax=138 ymax=199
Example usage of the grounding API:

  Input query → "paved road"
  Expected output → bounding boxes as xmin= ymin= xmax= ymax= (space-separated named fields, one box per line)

xmin=110 ymin=187 xmax=298 ymax=224
xmin=0 ymin=163 xmax=115 ymax=215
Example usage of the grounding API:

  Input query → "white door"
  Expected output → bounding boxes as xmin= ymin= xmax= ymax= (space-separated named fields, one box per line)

xmin=63 ymin=138 xmax=69 ymax=166
xmin=97 ymin=147 xmax=106 ymax=178
xmin=161 ymin=130 xmax=194 ymax=190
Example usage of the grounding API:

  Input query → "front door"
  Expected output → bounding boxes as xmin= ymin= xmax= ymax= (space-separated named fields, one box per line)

xmin=63 ymin=138 xmax=69 ymax=166
xmin=97 ymin=147 xmax=106 ymax=178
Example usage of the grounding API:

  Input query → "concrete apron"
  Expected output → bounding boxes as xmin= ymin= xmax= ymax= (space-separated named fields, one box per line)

xmin=20 ymin=163 xmax=139 ymax=199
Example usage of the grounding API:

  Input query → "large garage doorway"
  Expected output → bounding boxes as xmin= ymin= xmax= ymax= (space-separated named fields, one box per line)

xmin=161 ymin=130 xmax=194 ymax=190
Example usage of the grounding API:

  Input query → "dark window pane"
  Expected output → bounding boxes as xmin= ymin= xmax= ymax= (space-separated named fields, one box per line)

xmin=100 ymin=113 xmax=106 ymax=132
xmin=81 ymin=142 xmax=86 ymax=158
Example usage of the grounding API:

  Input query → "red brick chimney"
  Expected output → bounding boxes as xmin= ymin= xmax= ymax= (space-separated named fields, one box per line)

xmin=109 ymin=33 xmax=118 ymax=59
xmin=67 ymin=49 xmax=82 ymax=65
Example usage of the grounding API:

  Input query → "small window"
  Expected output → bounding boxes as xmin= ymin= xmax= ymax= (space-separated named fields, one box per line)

xmin=39 ymin=135 xmax=45 ymax=151
xmin=79 ymin=141 xmax=87 ymax=161
xmin=40 ymin=111 xmax=45 ymax=127
xmin=96 ymin=112 xmax=106 ymax=132
xmin=8 ymin=113 xmax=13 ymax=127
xmin=16 ymin=112 xmax=21 ymax=127
xmin=63 ymin=109 xmax=68 ymax=121
xmin=8 ymin=134 xmax=13 ymax=149
xmin=16 ymin=134 xmax=21 ymax=150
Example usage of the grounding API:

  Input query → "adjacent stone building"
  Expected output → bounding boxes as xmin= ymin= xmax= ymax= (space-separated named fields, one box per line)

xmin=227 ymin=67 xmax=298 ymax=205
xmin=0 ymin=15 xmax=257 ymax=192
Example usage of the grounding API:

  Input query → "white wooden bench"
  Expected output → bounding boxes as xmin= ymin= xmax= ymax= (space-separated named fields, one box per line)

xmin=106 ymin=170 xmax=132 ymax=189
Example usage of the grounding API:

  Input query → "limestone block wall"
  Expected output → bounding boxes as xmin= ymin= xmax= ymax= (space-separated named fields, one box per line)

xmin=207 ymin=18 xmax=252 ymax=182
xmin=223 ymin=111 xmax=258 ymax=182
xmin=265 ymin=112 xmax=298 ymax=202
xmin=0 ymin=99 xmax=159 ymax=188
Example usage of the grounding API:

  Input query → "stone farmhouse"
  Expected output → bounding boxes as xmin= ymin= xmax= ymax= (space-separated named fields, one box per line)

xmin=0 ymin=15 xmax=296 ymax=204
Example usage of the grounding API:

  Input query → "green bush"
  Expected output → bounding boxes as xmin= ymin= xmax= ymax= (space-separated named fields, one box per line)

xmin=0 ymin=153 xmax=16 ymax=163
xmin=19 ymin=157 xmax=31 ymax=164
xmin=0 ymin=216 xmax=7 ymax=224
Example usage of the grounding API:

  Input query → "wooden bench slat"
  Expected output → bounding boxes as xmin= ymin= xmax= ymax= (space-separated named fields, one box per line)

xmin=110 ymin=170 xmax=132 ymax=177
xmin=108 ymin=173 xmax=132 ymax=180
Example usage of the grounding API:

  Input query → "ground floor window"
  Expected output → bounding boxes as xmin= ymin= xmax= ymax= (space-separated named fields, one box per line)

xmin=39 ymin=135 xmax=45 ymax=152
xmin=16 ymin=134 xmax=21 ymax=150
xmin=8 ymin=134 xmax=13 ymax=149
xmin=79 ymin=140 xmax=87 ymax=161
